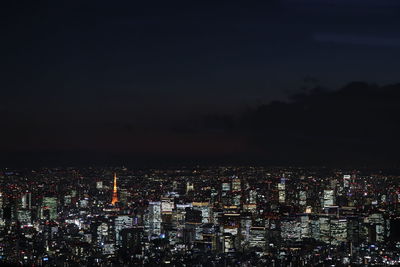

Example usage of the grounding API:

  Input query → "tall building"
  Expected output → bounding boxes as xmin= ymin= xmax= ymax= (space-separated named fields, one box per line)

xmin=248 ymin=227 xmax=266 ymax=248
xmin=232 ymin=178 xmax=241 ymax=192
xmin=21 ymin=192 xmax=32 ymax=210
xmin=115 ymin=216 xmax=133 ymax=246
xmin=120 ymin=227 xmax=144 ymax=259
xmin=0 ymin=192 xmax=3 ymax=223
xmin=96 ymin=181 xmax=103 ymax=190
xmin=161 ymin=197 xmax=174 ymax=214
xmin=111 ymin=173 xmax=118 ymax=205
xmin=343 ymin=175 xmax=351 ymax=188
xmin=17 ymin=209 xmax=31 ymax=225
xmin=278 ymin=179 xmax=286 ymax=204
xmin=281 ymin=218 xmax=301 ymax=241
xmin=299 ymin=191 xmax=307 ymax=206
xmin=323 ymin=190 xmax=335 ymax=207
xmin=186 ymin=182 xmax=194 ymax=194
xmin=41 ymin=197 xmax=57 ymax=220
xmin=145 ymin=201 xmax=162 ymax=236
xmin=192 ymin=202 xmax=210 ymax=223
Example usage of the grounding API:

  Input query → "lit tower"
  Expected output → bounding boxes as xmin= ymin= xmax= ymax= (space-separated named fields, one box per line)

xmin=111 ymin=173 xmax=119 ymax=205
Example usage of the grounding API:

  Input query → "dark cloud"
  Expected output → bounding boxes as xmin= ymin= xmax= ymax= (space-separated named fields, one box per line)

xmin=1 ymin=82 xmax=400 ymax=167
xmin=236 ymin=82 xmax=400 ymax=166
xmin=155 ymin=81 xmax=400 ymax=167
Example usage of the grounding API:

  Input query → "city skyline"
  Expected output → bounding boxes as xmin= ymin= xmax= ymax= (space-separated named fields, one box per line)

xmin=0 ymin=165 xmax=399 ymax=265
xmin=1 ymin=1 xmax=400 ymax=265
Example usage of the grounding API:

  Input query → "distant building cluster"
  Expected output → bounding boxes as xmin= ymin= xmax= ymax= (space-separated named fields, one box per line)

xmin=0 ymin=166 xmax=400 ymax=266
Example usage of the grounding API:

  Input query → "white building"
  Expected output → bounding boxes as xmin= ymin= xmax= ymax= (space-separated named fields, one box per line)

xmin=145 ymin=201 xmax=162 ymax=237
xmin=323 ymin=190 xmax=335 ymax=207
xmin=115 ymin=216 xmax=133 ymax=245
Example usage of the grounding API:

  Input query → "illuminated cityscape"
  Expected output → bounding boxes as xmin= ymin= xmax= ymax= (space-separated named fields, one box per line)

xmin=0 ymin=166 xmax=400 ymax=265
xmin=3 ymin=0 xmax=400 ymax=266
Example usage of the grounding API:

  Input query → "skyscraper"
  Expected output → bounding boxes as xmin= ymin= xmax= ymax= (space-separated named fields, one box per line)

xmin=41 ymin=197 xmax=57 ymax=220
xmin=111 ymin=173 xmax=118 ymax=205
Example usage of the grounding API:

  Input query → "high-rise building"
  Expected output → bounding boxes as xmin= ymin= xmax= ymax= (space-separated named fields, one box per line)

xmin=248 ymin=190 xmax=257 ymax=204
xmin=366 ymin=213 xmax=387 ymax=243
xmin=161 ymin=197 xmax=174 ymax=214
xmin=96 ymin=181 xmax=103 ymax=190
xmin=330 ymin=218 xmax=347 ymax=246
xmin=278 ymin=180 xmax=286 ymax=204
xmin=17 ymin=209 xmax=31 ymax=225
xmin=21 ymin=192 xmax=32 ymax=210
xmin=248 ymin=227 xmax=266 ymax=248
xmin=192 ymin=202 xmax=210 ymax=223
xmin=323 ymin=190 xmax=335 ymax=207
xmin=299 ymin=191 xmax=307 ymax=206
xmin=222 ymin=182 xmax=231 ymax=192
xmin=115 ymin=216 xmax=133 ymax=246
xmin=186 ymin=182 xmax=194 ymax=194
xmin=119 ymin=189 xmax=129 ymax=204
xmin=281 ymin=218 xmax=301 ymax=241
xmin=120 ymin=227 xmax=144 ymax=259
xmin=41 ymin=197 xmax=57 ymax=220
xmin=343 ymin=175 xmax=351 ymax=188
xmin=300 ymin=215 xmax=310 ymax=239
xmin=232 ymin=178 xmax=241 ymax=192
xmin=0 ymin=192 xmax=3 ymax=223
xmin=145 ymin=201 xmax=162 ymax=236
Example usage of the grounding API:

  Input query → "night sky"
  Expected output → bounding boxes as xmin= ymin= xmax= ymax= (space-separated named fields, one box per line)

xmin=2 ymin=0 xmax=400 ymax=167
